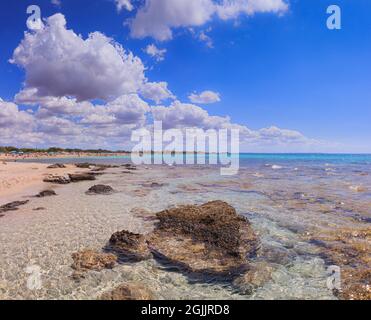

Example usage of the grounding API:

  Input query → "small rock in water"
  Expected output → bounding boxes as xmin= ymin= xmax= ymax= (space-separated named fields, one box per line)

xmin=122 ymin=164 xmax=137 ymax=170
xmin=108 ymin=230 xmax=151 ymax=261
xmin=36 ymin=190 xmax=57 ymax=198
xmin=71 ymin=249 xmax=117 ymax=273
xmin=100 ymin=283 xmax=154 ymax=300
xmin=0 ymin=200 xmax=29 ymax=213
xmin=33 ymin=207 xmax=46 ymax=211
xmin=43 ymin=175 xmax=71 ymax=184
xmin=68 ymin=173 xmax=96 ymax=182
xmin=47 ymin=163 xmax=66 ymax=169
xmin=86 ymin=185 xmax=114 ymax=195
xmin=141 ymin=182 xmax=168 ymax=189
xmin=232 ymin=262 xmax=274 ymax=295
xmin=130 ymin=207 xmax=157 ymax=221
xmin=75 ymin=163 xmax=94 ymax=168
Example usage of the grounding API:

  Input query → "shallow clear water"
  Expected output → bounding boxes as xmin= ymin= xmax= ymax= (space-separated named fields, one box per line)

xmin=1 ymin=156 xmax=370 ymax=300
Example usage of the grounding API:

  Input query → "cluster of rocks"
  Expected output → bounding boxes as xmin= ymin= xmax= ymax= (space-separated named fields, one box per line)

xmin=43 ymin=173 xmax=97 ymax=184
xmin=72 ymin=201 xmax=266 ymax=299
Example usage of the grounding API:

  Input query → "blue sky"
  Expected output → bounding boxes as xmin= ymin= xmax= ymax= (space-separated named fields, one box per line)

xmin=0 ymin=0 xmax=370 ymax=152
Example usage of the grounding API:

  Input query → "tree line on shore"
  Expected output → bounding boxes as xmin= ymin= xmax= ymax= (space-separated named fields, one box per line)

xmin=0 ymin=146 xmax=129 ymax=154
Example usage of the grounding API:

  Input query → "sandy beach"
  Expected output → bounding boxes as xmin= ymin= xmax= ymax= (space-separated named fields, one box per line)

xmin=0 ymin=162 xmax=88 ymax=206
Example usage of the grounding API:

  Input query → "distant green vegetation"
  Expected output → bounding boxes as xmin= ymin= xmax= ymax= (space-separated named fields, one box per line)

xmin=0 ymin=146 xmax=129 ymax=154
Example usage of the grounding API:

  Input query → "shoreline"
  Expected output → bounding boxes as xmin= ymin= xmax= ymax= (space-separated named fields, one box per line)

xmin=0 ymin=152 xmax=131 ymax=162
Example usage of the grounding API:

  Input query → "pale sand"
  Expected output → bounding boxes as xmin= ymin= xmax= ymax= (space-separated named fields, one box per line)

xmin=0 ymin=162 xmax=82 ymax=206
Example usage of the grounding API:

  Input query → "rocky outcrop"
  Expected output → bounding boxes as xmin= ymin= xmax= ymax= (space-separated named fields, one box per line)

xmin=47 ymin=164 xmax=66 ymax=169
xmin=86 ymin=185 xmax=114 ymax=195
xmin=43 ymin=175 xmax=71 ymax=184
xmin=71 ymin=249 xmax=117 ymax=273
xmin=147 ymin=201 xmax=259 ymax=277
xmin=36 ymin=190 xmax=57 ymax=198
xmin=0 ymin=200 xmax=29 ymax=213
xmin=68 ymin=173 xmax=96 ymax=182
xmin=108 ymin=230 xmax=151 ymax=261
xmin=100 ymin=283 xmax=154 ymax=300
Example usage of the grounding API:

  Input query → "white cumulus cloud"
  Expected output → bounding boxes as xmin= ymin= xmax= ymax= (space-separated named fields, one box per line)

xmin=189 ymin=90 xmax=221 ymax=104
xmin=144 ymin=44 xmax=167 ymax=61
xmin=128 ymin=0 xmax=288 ymax=41
xmin=11 ymin=13 xmax=146 ymax=102
xmin=115 ymin=0 xmax=134 ymax=12
xmin=140 ymin=81 xmax=175 ymax=104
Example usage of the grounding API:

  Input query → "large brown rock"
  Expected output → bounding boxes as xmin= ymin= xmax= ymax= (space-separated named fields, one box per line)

xmin=147 ymin=201 xmax=259 ymax=277
xmin=100 ymin=283 xmax=154 ymax=300
xmin=71 ymin=249 xmax=117 ymax=273
xmin=108 ymin=230 xmax=151 ymax=261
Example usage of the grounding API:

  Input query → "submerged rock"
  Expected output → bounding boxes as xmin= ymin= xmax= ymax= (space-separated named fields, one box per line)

xmin=75 ymin=163 xmax=94 ymax=168
xmin=141 ymin=182 xmax=168 ymax=189
xmin=33 ymin=207 xmax=46 ymax=211
xmin=130 ymin=207 xmax=157 ymax=221
xmin=122 ymin=164 xmax=137 ymax=171
xmin=36 ymin=190 xmax=57 ymax=198
xmin=108 ymin=230 xmax=151 ymax=261
xmin=232 ymin=262 xmax=274 ymax=295
xmin=148 ymin=201 xmax=259 ymax=277
xmin=86 ymin=185 xmax=114 ymax=195
xmin=0 ymin=200 xmax=29 ymax=213
xmin=71 ymin=249 xmax=117 ymax=273
xmin=100 ymin=283 xmax=154 ymax=300
xmin=47 ymin=164 xmax=66 ymax=169
xmin=43 ymin=175 xmax=71 ymax=184
xmin=68 ymin=173 xmax=96 ymax=182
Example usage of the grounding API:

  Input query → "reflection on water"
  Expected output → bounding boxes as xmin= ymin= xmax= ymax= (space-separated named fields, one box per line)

xmin=0 ymin=156 xmax=370 ymax=299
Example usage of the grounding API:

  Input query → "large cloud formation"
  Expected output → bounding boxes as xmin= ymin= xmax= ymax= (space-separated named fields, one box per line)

xmin=1 ymin=12 xmax=325 ymax=152
xmin=129 ymin=0 xmax=288 ymax=41
xmin=11 ymin=14 xmax=145 ymax=102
